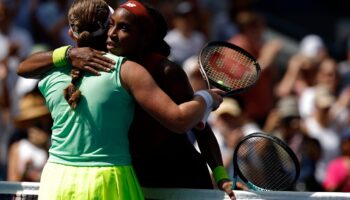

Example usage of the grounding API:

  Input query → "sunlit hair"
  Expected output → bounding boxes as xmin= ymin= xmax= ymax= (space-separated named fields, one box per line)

xmin=65 ymin=0 xmax=110 ymax=109
xmin=119 ymin=1 xmax=170 ymax=56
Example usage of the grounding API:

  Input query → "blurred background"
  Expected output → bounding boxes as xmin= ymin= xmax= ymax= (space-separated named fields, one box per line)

xmin=0 ymin=0 xmax=350 ymax=193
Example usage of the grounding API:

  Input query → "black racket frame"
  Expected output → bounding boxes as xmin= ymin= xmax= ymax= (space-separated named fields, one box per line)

xmin=232 ymin=132 xmax=300 ymax=191
xmin=198 ymin=41 xmax=261 ymax=96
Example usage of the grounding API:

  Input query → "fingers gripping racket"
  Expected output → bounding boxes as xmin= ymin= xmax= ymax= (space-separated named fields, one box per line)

xmin=197 ymin=41 xmax=261 ymax=128
xmin=232 ymin=132 xmax=300 ymax=191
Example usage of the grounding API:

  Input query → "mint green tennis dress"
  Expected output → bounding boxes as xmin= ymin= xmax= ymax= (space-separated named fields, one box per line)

xmin=38 ymin=53 xmax=143 ymax=200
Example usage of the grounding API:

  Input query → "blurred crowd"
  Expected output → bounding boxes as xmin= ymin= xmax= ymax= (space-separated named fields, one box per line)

xmin=0 ymin=0 xmax=350 ymax=193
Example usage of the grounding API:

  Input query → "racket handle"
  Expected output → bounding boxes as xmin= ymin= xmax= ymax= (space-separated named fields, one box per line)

xmin=231 ymin=177 xmax=237 ymax=190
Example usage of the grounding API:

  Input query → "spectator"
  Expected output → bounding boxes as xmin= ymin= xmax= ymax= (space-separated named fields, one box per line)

xmin=337 ymin=37 xmax=350 ymax=90
xmin=165 ymin=1 xmax=206 ymax=66
xmin=34 ymin=0 xmax=73 ymax=47
xmin=264 ymin=95 xmax=323 ymax=191
xmin=0 ymin=1 xmax=34 ymax=60
xmin=298 ymin=58 xmax=340 ymax=119
xmin=275 ymin=34 xmax=328 ymax=98
xmin=329 ymin=87 xmax=350 ymax=134
xmin=7 ymin=90 xmax=51 ymax=182
xmin=323 ymin=129 xmax=350 ymax=192
xmin=198 ymin=0 xmax=238 ymax=41
xmin=0 ymin=41 xmax=10 ymax=181
xmin=304 ymin=86 xmax=340 ymax=184
xmin=7 ymin=0 xmax=40 ymax=37
xmin=0 ymin=1 xmax=36 ymax=120
xmin=228 ymin=10 xmax=283 ymax=127
xmin=0 ymin=0 xmax=37 ymax=177
xmin=299 ymin=34 xmax=328 ymax=65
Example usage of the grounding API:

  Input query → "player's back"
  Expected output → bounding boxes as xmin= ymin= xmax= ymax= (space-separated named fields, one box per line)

xmin=39 ymin=54 xmax=135 ymax=166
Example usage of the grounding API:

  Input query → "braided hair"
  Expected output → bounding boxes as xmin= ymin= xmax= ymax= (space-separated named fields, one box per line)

xmin=65 ymin=0 xmax=110 ymax=109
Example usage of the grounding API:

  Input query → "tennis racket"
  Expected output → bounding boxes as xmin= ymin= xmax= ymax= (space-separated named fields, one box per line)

xmin=196 ymin=41 xmax=261 ymax=129
xmin=199 ymin=41 xmax=260 ymax=96
xmin=232 ymin=132 xmax=300 ymax=191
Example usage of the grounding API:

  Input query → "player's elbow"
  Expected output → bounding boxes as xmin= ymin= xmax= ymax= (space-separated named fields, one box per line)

xmin=17 ymin=62 xmax=35 ymax=78
xmin=16 ymin=62 xmax=26 ymax=77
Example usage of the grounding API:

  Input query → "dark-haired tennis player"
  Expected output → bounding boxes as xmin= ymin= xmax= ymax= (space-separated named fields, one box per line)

xmin=114 ymin=2 xmax=234 ymax=198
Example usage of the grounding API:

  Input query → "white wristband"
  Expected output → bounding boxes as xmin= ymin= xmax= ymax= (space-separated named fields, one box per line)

xmin=194 ymin=90 xmax=214 ymax=129
xmin=194 ymin=90 xmax=213 ymax=109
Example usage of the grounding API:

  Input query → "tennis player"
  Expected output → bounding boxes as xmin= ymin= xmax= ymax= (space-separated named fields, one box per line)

xmin=114 ymin=2 xmax=234 ymax=198
xmin=18 ymin=0 xmax=223 ymax=199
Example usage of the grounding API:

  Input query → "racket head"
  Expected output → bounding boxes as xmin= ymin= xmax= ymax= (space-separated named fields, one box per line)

xmin=199 ymin=41 xmax=261 ymax=95
xmin=232 ymin=132 xmax=300 ymax=191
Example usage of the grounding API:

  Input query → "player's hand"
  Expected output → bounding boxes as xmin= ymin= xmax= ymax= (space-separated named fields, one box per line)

xmin=69 ymin=47 xmax=115 ymax=75
xmin=218 ymin=179 xmax=236 ymax=200
xmin=235 ymin=181 xmax=249 ymax=191
xmin=207 ymin=88 xmax=224 ymax=110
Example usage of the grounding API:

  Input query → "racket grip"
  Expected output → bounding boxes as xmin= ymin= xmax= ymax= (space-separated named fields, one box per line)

xmin=231 ymin=177 xmax=237 ymax=190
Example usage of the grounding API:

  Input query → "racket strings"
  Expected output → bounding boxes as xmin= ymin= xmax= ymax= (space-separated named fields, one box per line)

xmin=237 ymin=152 xmax=293 ymax=190
xmin=249 ymin=141 xmax=296 ymax=187
xmin=246 ymin=147 xmax=295 ymax=189
xmin=237 ymin=153 xmax=289 ymax=190
xmin=236 ymin=137 xmax=297 ymax=190
xmin=201 ymin=46 xmax=258 ymax=90
xmin=258 ymin=145 xmax=297 ymax=190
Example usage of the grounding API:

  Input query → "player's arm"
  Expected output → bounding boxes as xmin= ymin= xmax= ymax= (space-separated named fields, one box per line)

xmin=17 ymin=51 xmax=53 ymax=79
xmin=161 ymin=60 xmax=233 ymax=196
xmin=159 ymin=61 xmax=224 ymax=169
xmin=17 ymin=46 xmax=115 ymax=78
xmin=160 ymin=61 xmax=223 ymax=167
xmin=192 ymin=126 xmax=233 ymax=197
xmin=121 ymin=60 xmax=223 ymax=133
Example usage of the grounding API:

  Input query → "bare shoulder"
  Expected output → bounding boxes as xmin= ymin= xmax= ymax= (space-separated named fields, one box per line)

xmin=122 ymin=60 xmax=147 ymax=74
xmin=120 ymin=59 xmax=152 ymax=91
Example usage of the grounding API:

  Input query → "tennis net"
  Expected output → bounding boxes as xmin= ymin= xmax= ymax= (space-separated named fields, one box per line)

xmin=0 ymin=181 xmax=39 ymax=200
xmin=1 ymin=181 xmax=350 ymax=200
